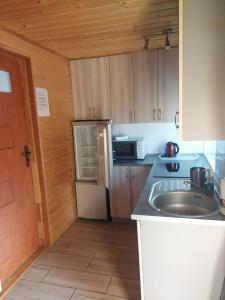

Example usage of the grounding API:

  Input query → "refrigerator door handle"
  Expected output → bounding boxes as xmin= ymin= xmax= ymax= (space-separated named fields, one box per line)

xmin=103 ymin=128 xmax=110 ymax=189
xmin=97 ymin=128 xmax=110 ymax=188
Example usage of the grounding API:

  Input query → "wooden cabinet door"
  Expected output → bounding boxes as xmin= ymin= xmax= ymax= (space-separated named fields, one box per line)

xmin=89 ymin=57 xmax=112 ymax=119
xmin=70 ymin=59 xmax=92 ymax=120
xmin=157 ymin=47 xmax=179 ymax=122
xmin=180 ymin=0 xmax=225 ymax=140
xmin=109 ymin=54 xmax=134 ymax=124
xmin=130 ymin=166 xmax=151 ymax=210
xmin=110 ymin=166 xmax=132 ymax=218
xmin=133 ymin=50 xmax=158 ymax=123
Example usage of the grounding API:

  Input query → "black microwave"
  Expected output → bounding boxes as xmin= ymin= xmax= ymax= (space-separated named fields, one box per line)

xmin=112 ymin=138 xmax=147 ymax=160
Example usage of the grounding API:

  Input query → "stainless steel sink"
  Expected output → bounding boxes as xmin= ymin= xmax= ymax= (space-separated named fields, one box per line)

xmin=148 ymin=179 xmax=219 ymax=218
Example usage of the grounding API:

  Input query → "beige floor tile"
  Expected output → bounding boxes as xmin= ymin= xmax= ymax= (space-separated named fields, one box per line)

xmin=66 ymin=243 xmax=121 ymax=261
xmin=53 ymin=239 xmax=72 ymax=248
xmin=59 ymin=228 xmax=108 ymax=243
xmin=42 ymin=267 xmax=111 ymax=293
xmin=71 ymin=289 xmax=133 ymax=300
xmin=73 ymin=229 xmax=108 ymax=242
xmin=5 ymin=279 xmax=74 ymax=300
xmin=22 ymin=264 xmax=50 ymax=282
xmin=36 ymin=252 xmax=90 ymax=271
xmin=102 ymin=236 xmax=138 ymax=250
xmin=119 ymin=249 xmax=139 ymax=264
xmin=126 ymin=230 xmax=138 ymax=241
xmin=87 ymin=258 xmax=139 ymax=279
xmin=75 ymin=220 xmax=111 ymax=230
xmin=107 ymin=277 xmax=141 ymax=300
xmin=48 ymin=245 xmax=68 ymax=253
xmin=3 ymin=220 xmax=140 ymax=300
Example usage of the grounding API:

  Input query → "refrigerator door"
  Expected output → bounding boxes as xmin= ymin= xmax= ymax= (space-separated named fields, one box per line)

xmin=73 ymin=123 xmax=99 ymax=181
xmin=75 ymin=182 xmax=108 ymax=220
xmin=73 ymin=120 xmax=113 ymax=187
xmin=97 ymin=126 xmax=112 ymax=189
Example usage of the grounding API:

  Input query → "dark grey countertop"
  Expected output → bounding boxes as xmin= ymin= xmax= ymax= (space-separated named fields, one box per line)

xmin=113 ymin=154 xmax=157 ymax=166
xmin=131 ymin=154 xmax=225 ymax=223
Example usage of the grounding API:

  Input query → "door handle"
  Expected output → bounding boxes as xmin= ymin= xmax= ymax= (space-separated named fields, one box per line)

xmin=93 ymin=106 xmax=96 ymax=118
xmin=22 ymin=145 xmax=31 ymax=167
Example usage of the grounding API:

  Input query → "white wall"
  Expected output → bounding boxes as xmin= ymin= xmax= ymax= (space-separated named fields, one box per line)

xmin=204 ymin=141 xmax=225 ymax=188
xmin=113 ymin=123 xmax=203 ymax=154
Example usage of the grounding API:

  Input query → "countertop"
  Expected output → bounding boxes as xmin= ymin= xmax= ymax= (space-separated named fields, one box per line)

xmin=131 ymin=154 xmax=225 ymax=225
xmin=113 ymin=154 xmax=157 ymax=166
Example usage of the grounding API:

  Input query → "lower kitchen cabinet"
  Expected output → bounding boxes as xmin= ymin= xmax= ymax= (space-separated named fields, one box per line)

xmin=130 ymin=165 xmax=151 ymax=210
xmin=110 ymin=165 xmax=151 ymax=218
xmin=110 ymin=166 xmax=132 ymax=218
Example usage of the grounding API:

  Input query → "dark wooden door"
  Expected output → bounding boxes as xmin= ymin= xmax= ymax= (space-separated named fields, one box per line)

xmin=0 ymin=52 xmax=39 ymax=283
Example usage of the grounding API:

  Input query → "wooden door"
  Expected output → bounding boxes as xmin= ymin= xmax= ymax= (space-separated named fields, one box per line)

xmin=109 ymin=54 xmax=134 ymax=124
xmin=110 ymin=166 xmax=132 ymax=218
xmin=0 ymin=53 xmax=39 ymax=283
xmin=157 ymin=47 xmax=179 ymax=122
xmin=130 ymin=166 xmax=151 ymax=209
xmin=133 ymin=50 xmax=158 ymax=123
xmin=89 ymin=57 xmax=112 ymax=119
xmin=70 ymin=59 xmax=92 ymax=120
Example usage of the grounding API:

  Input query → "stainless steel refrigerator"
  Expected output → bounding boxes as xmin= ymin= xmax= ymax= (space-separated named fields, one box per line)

xmin=72 ymin=120 xmax=113 ymax=220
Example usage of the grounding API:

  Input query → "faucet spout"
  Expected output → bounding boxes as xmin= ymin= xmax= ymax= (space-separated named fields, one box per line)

xmin=183 ymin=180 xmax=214 ymax=197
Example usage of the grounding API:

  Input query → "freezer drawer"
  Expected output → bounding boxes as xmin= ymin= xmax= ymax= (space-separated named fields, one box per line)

xmin=75 ymin=182 xmax=108 ymax=220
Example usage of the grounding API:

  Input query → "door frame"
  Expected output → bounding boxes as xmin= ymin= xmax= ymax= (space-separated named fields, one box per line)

xmin=0 ymin=48 xmax=50 ymax=247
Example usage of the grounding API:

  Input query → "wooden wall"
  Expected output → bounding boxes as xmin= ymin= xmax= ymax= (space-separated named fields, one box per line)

xmin=0 ymin=28 xmax=77 ymax=244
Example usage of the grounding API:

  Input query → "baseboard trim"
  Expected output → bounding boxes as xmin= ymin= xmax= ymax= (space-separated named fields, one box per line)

xmin=0 ymin=245 xmax=47 ymax=299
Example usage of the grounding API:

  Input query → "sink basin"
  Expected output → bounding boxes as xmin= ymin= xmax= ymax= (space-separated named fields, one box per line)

xmin=150 ymin=191 xmax=219 ymax=218
xmin=148 ymin=179 xmax=219 ymax=218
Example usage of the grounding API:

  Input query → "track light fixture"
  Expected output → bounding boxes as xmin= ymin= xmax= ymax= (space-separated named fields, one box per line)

xmin=163 ymin=28 xmax=173 ymax=50
xmin=143 ymin=28 xmax=177 ymax=50
xmin=144 ymin=36 xmax=150 ymax=50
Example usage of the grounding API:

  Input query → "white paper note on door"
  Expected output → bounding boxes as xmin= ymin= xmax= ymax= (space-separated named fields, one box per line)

xmin=35 ymin=87 xmax=50 ymax=117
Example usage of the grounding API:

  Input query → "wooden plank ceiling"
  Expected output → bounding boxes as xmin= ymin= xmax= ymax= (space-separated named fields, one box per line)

xmin=0 ymin=0 xmax=178 ymax=59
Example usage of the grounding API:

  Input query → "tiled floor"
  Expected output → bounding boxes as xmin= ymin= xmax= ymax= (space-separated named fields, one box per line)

xmin=3 ymin=219 xmax=141 ymax=300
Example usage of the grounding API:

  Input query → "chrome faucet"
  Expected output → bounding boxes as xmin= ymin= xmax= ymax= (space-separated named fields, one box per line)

xmin=183 ymin=180 xmax=214 ymax=197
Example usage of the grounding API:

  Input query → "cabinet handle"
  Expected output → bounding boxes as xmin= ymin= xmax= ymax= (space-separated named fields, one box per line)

xmin=130 ymin=110 xmax=133 ymax=123
xmin=93 ymin=106 xmax=96 ymax=118
xmin=158 ymin=108 xmax=162 ymax=121
xmin=126 ymin=173 xmax=130 ymax=179
xmin=175 ymin=111 xmax=179 ymax=129
xmin=88 ymin=106 xmax=91 ymax=118
xmin=153 ymin=109 xmax=156 ymax=121
xmin=131 ymin=174 xmax=135 ymax=180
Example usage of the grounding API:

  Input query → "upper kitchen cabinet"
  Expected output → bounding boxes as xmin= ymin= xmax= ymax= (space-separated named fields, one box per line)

xmin=109 ymin=54 xmax=134 ymax=124
xmin=180 ymin=0 xmax=225 ymax=140
xmin=158 ymin=48 xmax=179 ymax=122
xmin=89 ymin=57 xmax=112 ymax=119
xmin=70 ymin=57 xmax=112 ymax=120
xmin=133 ymin=50 xmax=158 ymax=123
xmin=70 ymin=59 xmax=92 ymax=120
